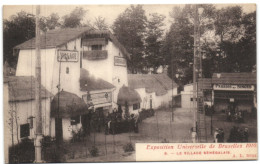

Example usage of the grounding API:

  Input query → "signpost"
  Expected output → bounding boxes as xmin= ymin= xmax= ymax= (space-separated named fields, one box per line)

xmin=114 ymin=56 xmax=127 ymax=67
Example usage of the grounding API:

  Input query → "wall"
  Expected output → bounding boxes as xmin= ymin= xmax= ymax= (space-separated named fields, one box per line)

xmin=134 ymin=87 xmax=178 ymax=110
xmin=50 ymin=117 xmax=83 ymax=141
xmin=4 ymin=83 xmax=9 ymax=163
xmin=16 ymin=38 xmax=82 ymax=97
xmin=16 ymin=48 xmax=56 ymax=94
xmin=81 ymin=40 xmax=128 ymax=109
xmin=5 ymin=98 xmax=51 ymax=146
xmin=181 ymin=92 xmax=196 ymax=109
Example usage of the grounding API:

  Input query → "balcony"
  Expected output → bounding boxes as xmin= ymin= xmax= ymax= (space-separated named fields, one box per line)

xmin=82 ymin=50 xmax=108 ymax=60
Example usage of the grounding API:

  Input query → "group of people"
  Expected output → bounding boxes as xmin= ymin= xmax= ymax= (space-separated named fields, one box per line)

xmin=226 ymin=109 xmax=244 ymax=123
xmin=104 ymin=108 xmax=139 ymax=135
xmin=227 ymin=126 xmax=249 ymax=142
xmin=214 ymin=128 xmax=225 ymax=143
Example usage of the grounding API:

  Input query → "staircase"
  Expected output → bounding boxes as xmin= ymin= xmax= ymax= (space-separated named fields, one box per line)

xmin=197 ymin=92 xmax=207 ymax=143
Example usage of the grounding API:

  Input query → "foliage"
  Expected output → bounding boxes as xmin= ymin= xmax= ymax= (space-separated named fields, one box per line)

xmin=144 ymin=13 xmax=166 ymax=73
xmin=3 ymin=11 xmax=35 ymax=66
xmin=40 ymin=13 xmax=60 ymax=32
xmin=92 ymin=16 xmax=109 ymax=30
xmin=9 ymin=138 xmax=34 ymax=163
xmin=89 ymin=146 xmax=99 ymax=157
xmin=123 ymin=143 xmax=135 ymax=152
xmin=62 ymin=7 xmax=87 ymax=28
xmin=163 ymin=4 xmax=256 ymax=85
xmin=138 ymin=108 xmax=155 ymax=122
xmin=112 ymin=5 xmax=147 ymax=73
xmin=163 ymin=5 xmax=194 ymax=85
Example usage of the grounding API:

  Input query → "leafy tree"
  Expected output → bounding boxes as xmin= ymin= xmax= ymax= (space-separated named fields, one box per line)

xmin=40 ymin=13 xmax=61 ymax=32
xmin=112 ymin=5 xmax=147 ymax=73
xmin=3 ymin=11 xmax=36 ymax=66
xmin=62 ymin=7 xmax=87 ymax=28
xmin=144 ymin=13 xmax=166 ymax=73
xmin=92 ymin=16 xmax=109 ymax=30
xmin=163 ymin=6 xmax=194 ymax=85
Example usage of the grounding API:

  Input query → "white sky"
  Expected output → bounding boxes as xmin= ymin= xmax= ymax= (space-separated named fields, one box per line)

xmin=3 ymin=4 xmax=256 ymax=31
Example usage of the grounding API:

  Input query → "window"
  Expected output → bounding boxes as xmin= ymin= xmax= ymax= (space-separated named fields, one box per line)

xmin=66 ymin=67 xmax=69 ymax=74
xmin=91 ymin=45 xmax=102 ymax=50
xmin=20 ymin=123 xmax=30 ymax=138
xmin=71 ymin=116 xmax=80 ymax=125
xmin=133 ymin=103 xmax=140 ymax=110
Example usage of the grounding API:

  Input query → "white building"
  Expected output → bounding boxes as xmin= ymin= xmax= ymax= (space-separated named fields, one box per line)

xmin=128 ymin=74 xmax=178 ymax=111
xmin=4 ymin=76 xmax=53 ymax=160
xmin=180 ymin=83 xmax=196 ymax=109
xmin=13 ymin=27 xmax=139 ymax=140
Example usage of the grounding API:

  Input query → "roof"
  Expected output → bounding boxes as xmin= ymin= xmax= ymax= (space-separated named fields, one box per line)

xmin=212 ymin=72 xmax=256 ymax=85
xmin=117 ymin=85 xmax=142 ymax=105
xmin=5 ymin=76 xmax=53 ymax=102
xmin=80 ymin=68 xmax=115 ymax=92
xmin=128 ymin=74 xmax=178 ymax=96
xmin=198 ymin=78 xmax=212 ymax=90
xmin=14 ymin=27 xmax=130 ymax=59
xmin=51 ymin=90 xmax=89 ymax=118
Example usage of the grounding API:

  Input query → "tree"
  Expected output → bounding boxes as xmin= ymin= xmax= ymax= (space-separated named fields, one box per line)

xmin=163 ymin=6 xmax=194 ymax=85
xmin=62 ymin=7 xmax=87 ymax=28
xmin=112 ymin=5 xmax=147 ymax=73
xmin=144 ymin=13 xmax=166 ymax=73
xmin=3 ymin=11 xmax=36 ymax=67
xmin=40 ymin=13 xmax=61 ymax=32
xmin=92 ymin=16 xmax=109 ymax=30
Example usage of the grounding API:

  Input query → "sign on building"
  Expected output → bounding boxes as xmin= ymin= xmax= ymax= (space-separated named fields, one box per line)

xmin=82 ymin=92 xmax=112 ymax=105
xmin=57 ymin=50 xmax=79 ymax=62
xmin=114 ymin=56 xmax=126 ymax=67
xmin=213 ymin=84 xmax=254 ymax=91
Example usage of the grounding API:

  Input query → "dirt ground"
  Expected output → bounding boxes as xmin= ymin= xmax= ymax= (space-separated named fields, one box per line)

xmin=65 ymin=108 xmax=257 ymax=162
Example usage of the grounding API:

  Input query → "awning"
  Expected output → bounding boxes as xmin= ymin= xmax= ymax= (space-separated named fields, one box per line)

xmin=117 ymin=85 xmax=142 ymax=106
xmin=51 ymin=90 xmax=90 ymax=118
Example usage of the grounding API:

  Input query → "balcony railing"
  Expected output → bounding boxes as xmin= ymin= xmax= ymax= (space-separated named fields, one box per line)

xmin=82 ymin=50 xmax=108 ymax=60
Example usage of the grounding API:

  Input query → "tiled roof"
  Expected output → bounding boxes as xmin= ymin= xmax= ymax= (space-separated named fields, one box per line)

xmin=80 ymin=68 xmax=115 ymax=92
xmin=14 ymin=27 xmax=130 ymax=59
xmin=212 ymin=72 xmax=256 ymax=85
xmin=128 ymin=74 xmax=178 ymax=96
xmin=5 ymin=76 xmax=53 ymax=102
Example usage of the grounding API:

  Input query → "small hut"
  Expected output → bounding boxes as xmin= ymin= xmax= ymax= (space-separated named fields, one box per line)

xmin=50 ymin=90 xmax=90 ymax=141
xmin=117 ymin=85 xmax=142 ymax=116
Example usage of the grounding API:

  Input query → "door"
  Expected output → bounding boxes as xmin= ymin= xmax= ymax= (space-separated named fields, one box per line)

xmin=55 ymin=118 xmax=63 ymax=143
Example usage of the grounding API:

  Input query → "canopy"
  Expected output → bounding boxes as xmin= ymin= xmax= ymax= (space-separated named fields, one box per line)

xmin=117 ymin=85 xmax=142 ymax=106
xmin=51 ymin=90 xmax=89 ymax=118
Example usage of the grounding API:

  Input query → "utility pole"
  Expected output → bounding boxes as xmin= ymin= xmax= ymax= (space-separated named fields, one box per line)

xmin=192 ymin=4 xmax=199 ymax=143
xmin=35 ymin=5 xmax=43 ymax=163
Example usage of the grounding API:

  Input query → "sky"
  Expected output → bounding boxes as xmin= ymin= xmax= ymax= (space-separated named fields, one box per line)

xmin=3 ymin=4 xmax=256 ymax=31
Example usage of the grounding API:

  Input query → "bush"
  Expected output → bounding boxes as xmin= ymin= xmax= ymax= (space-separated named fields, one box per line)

xmin=123 ymin=143 xmax=135 ymax=152
xmin=89 ymin=146 xmax=99 ymax=157
xmin=9 ymin=138 xmax=34 ymax=163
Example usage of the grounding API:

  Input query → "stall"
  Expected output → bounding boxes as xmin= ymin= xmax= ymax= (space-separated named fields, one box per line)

xmin=212 ymin=73 xmax=256 ymax=113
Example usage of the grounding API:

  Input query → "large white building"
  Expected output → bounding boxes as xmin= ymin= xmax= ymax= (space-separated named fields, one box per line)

xmin=13 ymin=28 xmax=134 ymax=141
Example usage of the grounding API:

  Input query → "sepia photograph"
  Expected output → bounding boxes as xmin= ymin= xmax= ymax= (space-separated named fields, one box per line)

xmin=2 ymin=2 xmax=257 ymax=163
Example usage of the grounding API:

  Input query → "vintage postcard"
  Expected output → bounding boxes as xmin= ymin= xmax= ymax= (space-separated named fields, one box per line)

xmin=2 ymin=4 xmax=257 ymax=163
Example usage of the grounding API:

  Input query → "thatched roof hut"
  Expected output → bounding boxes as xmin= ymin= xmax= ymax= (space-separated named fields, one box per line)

xmin=6 ymin=76 xmax=53 ymax=102
xmin=51 ymin=90 xmax=89 ymax=118
xmin=117 ymin=85 xmax=141 ymax=105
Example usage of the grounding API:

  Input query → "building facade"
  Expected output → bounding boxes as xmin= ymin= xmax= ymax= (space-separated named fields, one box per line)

xmin=14 ymin=28 xmax=132 ymax=140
